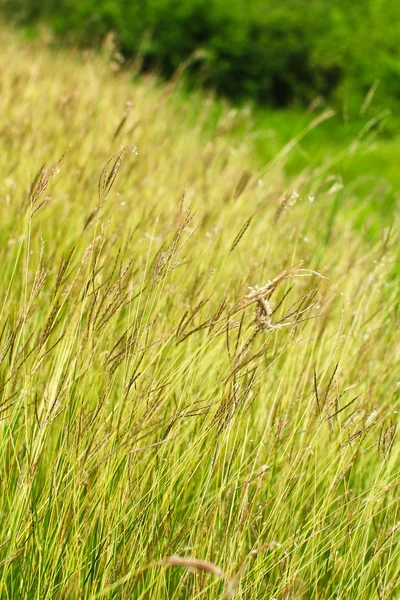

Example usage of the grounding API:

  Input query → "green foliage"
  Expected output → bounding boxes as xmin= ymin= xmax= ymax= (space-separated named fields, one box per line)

xmin=3 ymin=0 xmax=400 ymax=108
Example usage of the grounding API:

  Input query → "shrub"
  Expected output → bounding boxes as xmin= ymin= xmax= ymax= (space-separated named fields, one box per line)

xmin=3 ymin=0 xmax=400 ymax=109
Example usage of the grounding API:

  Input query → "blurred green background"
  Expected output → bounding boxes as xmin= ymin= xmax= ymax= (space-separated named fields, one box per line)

xmin=2 ymin=0 xmax=399 ymax=219
xmin=4 ymin=0 xmax=400 ymax=111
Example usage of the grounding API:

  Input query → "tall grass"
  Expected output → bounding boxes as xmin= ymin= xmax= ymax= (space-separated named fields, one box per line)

xmin=0 ymin=28 xmax=399 ymax=599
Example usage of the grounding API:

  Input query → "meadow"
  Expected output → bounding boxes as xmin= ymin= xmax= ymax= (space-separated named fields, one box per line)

xmin=0 ymin=28 xmax=399 ymax=599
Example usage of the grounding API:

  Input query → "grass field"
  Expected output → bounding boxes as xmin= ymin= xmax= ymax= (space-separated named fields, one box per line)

xmin=0 ymin=28 xmax=399 ymax=599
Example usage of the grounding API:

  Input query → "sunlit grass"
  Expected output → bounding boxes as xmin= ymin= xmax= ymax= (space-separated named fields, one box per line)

xmin=0 ymin=27 xmax=399 ymax=599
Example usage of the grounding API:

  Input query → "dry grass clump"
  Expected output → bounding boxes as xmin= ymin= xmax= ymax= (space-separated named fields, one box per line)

xmin=0 ymin=27 xmax=398 ymax=599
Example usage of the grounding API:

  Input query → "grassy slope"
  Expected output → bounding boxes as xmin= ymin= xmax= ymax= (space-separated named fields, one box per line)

xmin=171 ymin=87 xmax=400 ymax=228
xmin=0 ymin=28 xmax=399 ymax=599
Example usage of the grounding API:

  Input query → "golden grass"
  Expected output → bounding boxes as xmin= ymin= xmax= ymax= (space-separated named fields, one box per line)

xmin=0 ymin=26 xmax=399 ymax=599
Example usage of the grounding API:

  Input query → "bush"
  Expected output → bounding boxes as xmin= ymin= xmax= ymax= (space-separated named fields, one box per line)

xmin=3 ymin=0 xmax=400 ymax=109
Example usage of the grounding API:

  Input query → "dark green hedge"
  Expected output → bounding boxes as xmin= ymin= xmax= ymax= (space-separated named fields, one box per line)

xmin=3 ymin=0 xmax=400 ymax=109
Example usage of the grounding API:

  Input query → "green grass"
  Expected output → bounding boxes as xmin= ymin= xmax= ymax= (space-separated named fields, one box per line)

xmin=0 ymin=28 xmax=399 ymax=599
xmin=169 ymin=84 xmax=399 ymax=226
